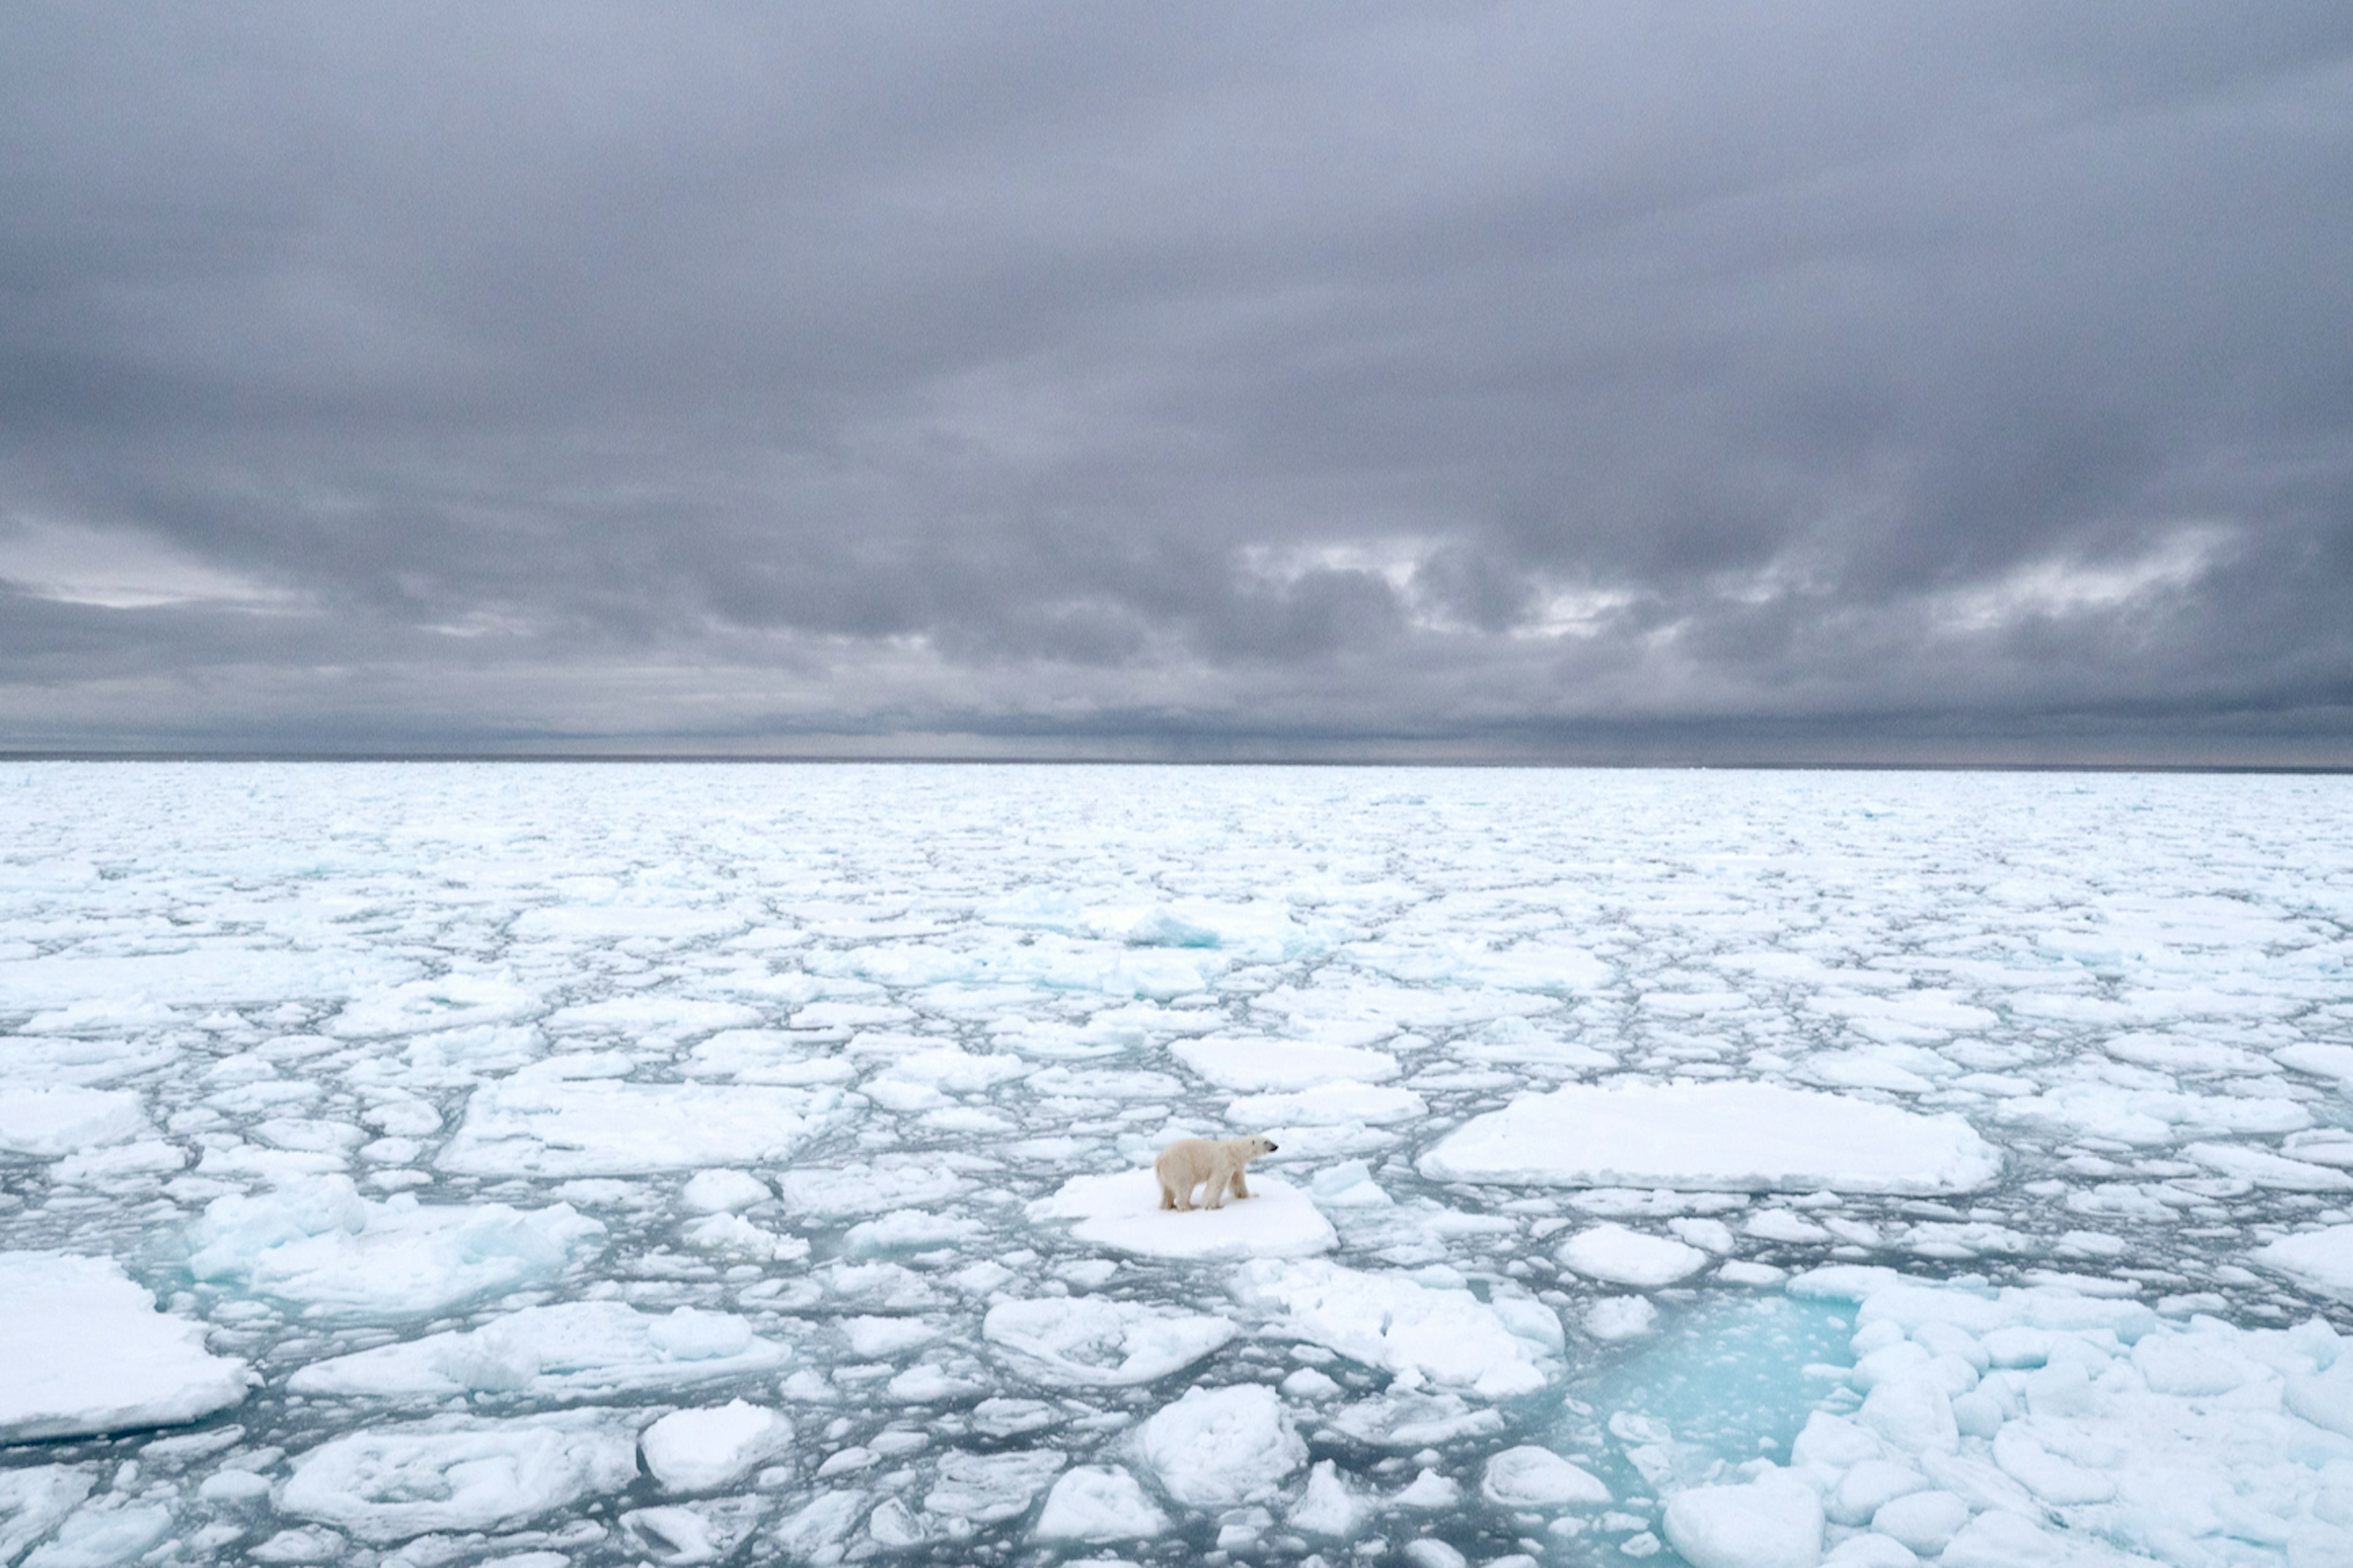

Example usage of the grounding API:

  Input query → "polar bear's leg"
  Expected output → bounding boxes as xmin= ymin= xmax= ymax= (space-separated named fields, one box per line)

xmin=1203 ymin=1154 xmax=1235 ymax=1209
xmin=1158 ymin=1175 xmax=1178 ymax=1210
xmin=1229 ymin=1167 xmax=1251 ymax=1200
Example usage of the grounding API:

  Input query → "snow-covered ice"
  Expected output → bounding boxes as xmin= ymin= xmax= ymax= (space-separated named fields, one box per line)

xmin=276 ymin=1410 xmax=639 ymax=1541
xmin=982 ymin=1295 xmax=1235 ymax=1386
xmin=1029 ymin=1167 xmax=1336 ymax=1259
xmin=2 ymin=761 xmax=2351 ymax=1566
xmin=638 ymin=1399 xmax=795 ymax=1491
xmin=0 ymin=1252 xmax=254 ymax=1440
xmin=1422 ymin=1080 xmax=2003 ymax=1194
xmin=1137 ymin=1384 xmax=1306 ymax=1507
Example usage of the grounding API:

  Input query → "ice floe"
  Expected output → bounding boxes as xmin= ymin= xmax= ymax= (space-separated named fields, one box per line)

xmin=277 ymin=1410 xmax=640 ymax=1541
xmin=638 ymin=1399 xmax=795 ymax=1491
xmin=1137 ymin=1384 xmax=1306 ymax=1507
xmin=0 ymin=1087 xmax=146 ymax=1157
xmin=1033 ymin=1464 xmax=1168 ymax=1541
xmin=436 ymin=1056 xmax=842 ymax=1176
xmin=982 ymin=1296 xmax=1236 ymax=1387
xmin=1028 ymin=1168 xmax=1335 ymax=1259
xmin=286 ymin=1301 xmax=786 ymax=1399
xmin=1420 ymin=1080 xmax=2003 ymax=1194
xmin=0 ymin=1252 xmax=254 ymax=1440
xmin=184 ymin=1176 xmax=605 ymax=1319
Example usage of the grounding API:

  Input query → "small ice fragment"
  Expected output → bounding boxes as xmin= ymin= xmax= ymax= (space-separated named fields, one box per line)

xmin=1479 ymin=1447 xmax=1610 ymax=1508
xmin=984 ymin=1297 xmax=1235 ymax=1387
xmin=23 ymin=1506 xmax=173 ymax=1567
xmin=1557 ymin=1225 xmax=1708 ymax=1287
xmin=0 ymin=1086 xmax=148 ymax=1157
xmin=1859 ymin=1371 xmax=1960 ymax=1455
xmin=1667 ymin=1217 xmax=1736 ymax=1254
xmin=681 ymin=1169 xmax=771 ymax=1213
xmin=1137 ymin=1384 xmax=1306 ymax=1508
xmin=1585 ymin=1297 xmax=1659 ymax=1341
xmin=1033 ymin=1465 xmax=1168 ymax=1542
xmin=922 ymin=1450 xmax=1067 ymax=1524
xmin=1827 ymin=1460 xmax=1928 ymax=1526
xmin=1393 ymin=1469 xmax=1459 ymax=1508
xmin=2253 ymin=1224 xmax=2353 ymax=1300
xmin=1869 ymin=1490 xmax=1970 ymax=1555
xmin=640 ymin=1400 xmax=795 ymax=1491
xmin=1660 ymin=1471 xmax=1824 ymax=1568
xmin=1232 ymin=1259 xmax=1555 ymax=1396
xmin=1287 ymin=1459 xmax=1370 ymax=1537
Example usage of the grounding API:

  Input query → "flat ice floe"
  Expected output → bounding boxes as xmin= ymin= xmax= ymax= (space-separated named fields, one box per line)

xmin=285 ymin=1301 xmax=787 ymax=1399
xmin=277 ymin=1409 xmax=641 ymax=1541
xmin=185 ymin=1176 xmax=604 ymax=1319
xmin=1028 ymin=1168 xmax=1335 ymax=1259
xmin=437 ymin=1056 xmax=841 ymax=1176
xmin=1170 ymin=1036 xmax=1400 ymax=1089
xmin=982 ymin=1296 xmax=1236 ymax=1387
xmin=0 ymin=1252 xmax=254 ymax=1441
xmin=1419 ymin=1080 xmax=2003 ymax=1194
xmin=0 ymin=1086 xmax=148 ymax=1156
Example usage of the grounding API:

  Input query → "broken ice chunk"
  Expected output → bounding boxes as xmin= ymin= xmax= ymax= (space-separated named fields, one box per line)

xmin=640 ymin=1399 xmax=795 ymax=1491
xmin=1137 ymin=1385 xmax=1305 ymax=1508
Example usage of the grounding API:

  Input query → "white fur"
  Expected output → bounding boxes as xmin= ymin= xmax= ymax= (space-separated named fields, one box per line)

xmin=1155 ymin=1135 xmax=1278 ymax=1211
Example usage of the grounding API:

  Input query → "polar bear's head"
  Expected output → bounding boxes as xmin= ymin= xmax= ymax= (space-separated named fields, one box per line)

xmin=1236 ymin=1135 xmax=1278 ymax=1157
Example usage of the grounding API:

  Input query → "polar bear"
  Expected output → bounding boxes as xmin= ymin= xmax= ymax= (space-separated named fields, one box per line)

xmin=1156 ymin=1135 xmax=1279 ymax=1212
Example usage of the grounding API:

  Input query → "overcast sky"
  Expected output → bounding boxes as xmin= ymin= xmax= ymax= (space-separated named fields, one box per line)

xmin=3 ymin=4 xmax=2349 ymax=761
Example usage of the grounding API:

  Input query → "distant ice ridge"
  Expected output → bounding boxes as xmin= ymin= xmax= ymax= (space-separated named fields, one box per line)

xmin=1420 ymin=1080 xmax=2003 ymax=1194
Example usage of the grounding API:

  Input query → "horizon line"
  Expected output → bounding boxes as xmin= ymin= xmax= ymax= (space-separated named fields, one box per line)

xmin=2 ymin=750 xmax=2349 ymax=775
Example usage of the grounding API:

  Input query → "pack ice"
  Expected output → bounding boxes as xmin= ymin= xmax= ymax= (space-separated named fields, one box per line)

xmin=1 ymin=761 xmax=2351 ymax=1568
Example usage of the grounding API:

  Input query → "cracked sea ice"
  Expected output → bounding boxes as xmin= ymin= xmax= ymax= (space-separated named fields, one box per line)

xmin=1 ymin=762 xmax=2351 ymax=1566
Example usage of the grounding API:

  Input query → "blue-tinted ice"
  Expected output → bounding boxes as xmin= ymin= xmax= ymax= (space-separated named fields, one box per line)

xmin=2 ymin=763 xmax=2351 ymax=1566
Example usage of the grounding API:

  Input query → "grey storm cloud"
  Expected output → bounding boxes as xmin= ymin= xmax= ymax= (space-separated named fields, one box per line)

xmin=2 ymin=2 xmax=2350 ymax=760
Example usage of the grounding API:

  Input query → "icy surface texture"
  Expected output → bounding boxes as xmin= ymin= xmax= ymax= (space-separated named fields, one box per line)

xmin=0 ymin=761 xmax=2350 ymax=1566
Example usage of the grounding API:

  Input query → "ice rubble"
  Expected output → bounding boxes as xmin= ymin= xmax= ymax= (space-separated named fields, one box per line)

xmin=1644 ymin=1262 xmax=2353 ymax=1567
xmin=0 ymin=1252 xmax=254 ymax=1440
xmin=1421 ymin=1080 xmax=2003 ymax=1193
xmin=1233 ymin=1258 xmax=1562 ymax=1397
